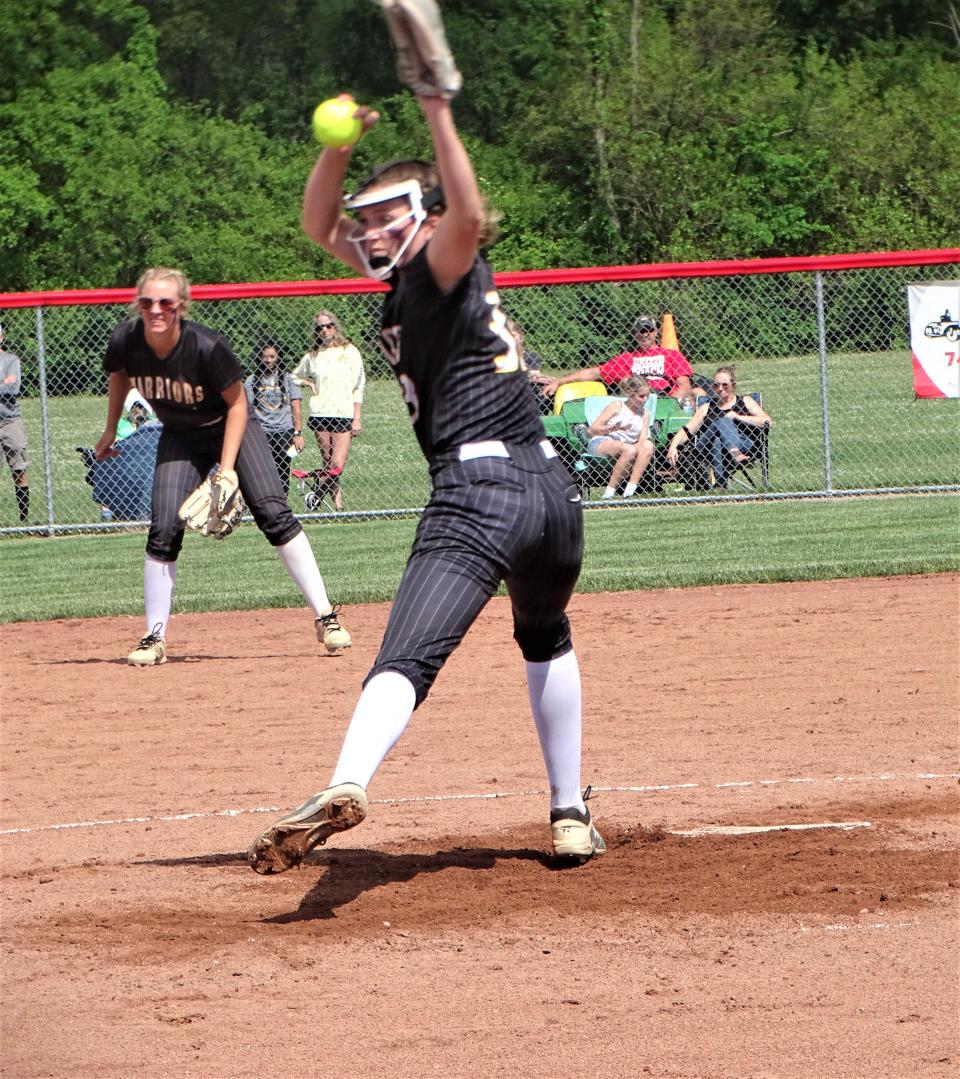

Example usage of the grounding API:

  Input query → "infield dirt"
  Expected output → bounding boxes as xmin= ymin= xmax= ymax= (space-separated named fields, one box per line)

xmin=2 ymin=574 xmax=958 ymax=1078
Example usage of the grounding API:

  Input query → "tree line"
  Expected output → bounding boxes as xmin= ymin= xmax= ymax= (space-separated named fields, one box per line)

xmin=2 ymin=0 xmax=957 ymax=291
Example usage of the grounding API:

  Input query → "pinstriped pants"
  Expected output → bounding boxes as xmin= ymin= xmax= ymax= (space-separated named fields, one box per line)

xmin=146 ymin=417 xmax=301 ymax=561
xmin=365 ymin=447 xmax=584 ymax=707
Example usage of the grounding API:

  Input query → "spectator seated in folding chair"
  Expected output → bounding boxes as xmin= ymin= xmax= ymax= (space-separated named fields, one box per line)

xmin=581 ymin=377 xmax=657 ymax=499
xmin=665 ymin=366 xmax=771 ymax=490
xmin=543 ymin=379 xmax=661 ymax=497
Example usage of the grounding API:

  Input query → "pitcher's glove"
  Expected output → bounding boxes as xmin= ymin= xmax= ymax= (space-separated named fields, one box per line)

xmin=178 ymin=467 xmax=246 ymax=539
xmin=378 ymin=0 xmax=462 ymax=99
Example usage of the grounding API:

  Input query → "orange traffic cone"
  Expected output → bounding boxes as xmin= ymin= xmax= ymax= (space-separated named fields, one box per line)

xmin=660 ymin=311 xmax=679 ymax=350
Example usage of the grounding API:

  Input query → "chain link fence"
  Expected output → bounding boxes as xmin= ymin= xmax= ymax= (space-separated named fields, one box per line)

xmin=1 ymin=256 xmax=958 ymax=535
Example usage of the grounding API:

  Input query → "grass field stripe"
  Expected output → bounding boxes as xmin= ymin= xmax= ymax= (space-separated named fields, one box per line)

xmin=1 ymin=770 xmax=957 ymax=837
xmin=671 ymin=821 xmax=872 ymax=837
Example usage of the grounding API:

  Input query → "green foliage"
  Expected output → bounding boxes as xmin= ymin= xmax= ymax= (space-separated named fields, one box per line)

xmin=771 ymin=0 xmax=958 ymax=58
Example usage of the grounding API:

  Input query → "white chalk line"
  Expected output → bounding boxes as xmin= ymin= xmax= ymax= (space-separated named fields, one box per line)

xmin=672 ymin=821 xmax=872 ymax=837
xmin=1 ymin=770 xmax=956 ymax=838
xmin=801 ymin=921 xmax=916 ymax=934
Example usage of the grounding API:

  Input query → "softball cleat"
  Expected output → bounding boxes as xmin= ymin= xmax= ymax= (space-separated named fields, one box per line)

xmin=315 ymin=605 xmax=351 ymax=654
xmin=550 ymin=803 xmax=606 ymax=863
xmin=127 ymin=625 xmax=167 ymax=667
xmin=247 ymin=783 xmax=368 ymax=874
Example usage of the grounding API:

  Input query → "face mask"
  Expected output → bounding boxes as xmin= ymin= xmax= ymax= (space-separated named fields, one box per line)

xmin=343 ymin=179 xmax=429 ymax=280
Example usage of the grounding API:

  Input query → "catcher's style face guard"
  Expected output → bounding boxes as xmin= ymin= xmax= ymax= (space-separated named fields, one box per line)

xmin=344 ymin=179 xmax=429 ymax=280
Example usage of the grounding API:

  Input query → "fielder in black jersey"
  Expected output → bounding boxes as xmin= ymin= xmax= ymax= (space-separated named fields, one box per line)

xmin=95 ymin=267 xmax=351 ymax=666
xmin=249 ymin=93 xmax=604 ymax=874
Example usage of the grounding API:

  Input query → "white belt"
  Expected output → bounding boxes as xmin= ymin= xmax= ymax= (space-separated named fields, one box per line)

xmin=458 ymin=438 xmax=558 ymax=462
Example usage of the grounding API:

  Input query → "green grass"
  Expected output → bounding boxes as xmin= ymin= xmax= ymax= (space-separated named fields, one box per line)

xmin=1 ymin=348 xmax=957 ymax=528
xmin=1 ymin=494 xmax=956 ymax=623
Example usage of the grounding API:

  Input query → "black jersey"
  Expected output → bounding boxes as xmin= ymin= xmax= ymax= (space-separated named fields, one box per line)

xmin=380 ymin=247 xmax=544 ymax=461
xmin=103 ymin=320 xmax=243 ymax=432
xmin=704 ymin=394 xmax=752 ymax=423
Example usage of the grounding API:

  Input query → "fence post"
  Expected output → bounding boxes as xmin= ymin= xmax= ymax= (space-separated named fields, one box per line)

xmin=34 ymin=306 xmax=56 ymax=535
xmin=814 ymin=271 xmax=834 ymax=495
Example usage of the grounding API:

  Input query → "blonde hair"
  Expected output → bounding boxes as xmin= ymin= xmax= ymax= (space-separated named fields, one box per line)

xmin=309 ymin=309 xmax=348 ymax=353
xmin=131 ymin=267 xmax=191 ymax=318
xmin=714 ymin=365 xmax=736 ymax=386
xmin=619 ymin=375 xmax=651 ymax=396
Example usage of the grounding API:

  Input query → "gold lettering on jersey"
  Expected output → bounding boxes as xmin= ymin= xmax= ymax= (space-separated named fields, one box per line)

xmin=131 ymin=375 xmax=205 ymax=409
xmin=485 ymin=290 xmax=520 ymax=374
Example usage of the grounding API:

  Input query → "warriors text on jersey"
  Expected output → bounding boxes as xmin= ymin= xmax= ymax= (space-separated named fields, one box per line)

xmin=103 ymin=320 xmax=243 ymax=431
xmin=380 ymin=248 xmax=543 ymax=460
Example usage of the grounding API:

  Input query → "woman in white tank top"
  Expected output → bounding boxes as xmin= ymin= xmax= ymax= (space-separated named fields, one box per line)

xmin=585 ymin=375 xmax=655 ymax=499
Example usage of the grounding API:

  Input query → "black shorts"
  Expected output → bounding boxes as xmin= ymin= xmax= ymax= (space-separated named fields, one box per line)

xmin=146 ymin=418 xmax=300 ymax=561
xmin=308 ymin=416 xmax=352 ymax=434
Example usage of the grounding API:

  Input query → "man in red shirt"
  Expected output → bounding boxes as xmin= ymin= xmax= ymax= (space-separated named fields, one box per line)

xmin=542 ymin=315 xmax=695 ymax=405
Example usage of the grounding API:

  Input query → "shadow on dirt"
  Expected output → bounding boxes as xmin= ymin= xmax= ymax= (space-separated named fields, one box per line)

xmin=145 ymin=843 xmax=585 ymax=922
xmin=265 ymin=843 xmax=595 ymax=924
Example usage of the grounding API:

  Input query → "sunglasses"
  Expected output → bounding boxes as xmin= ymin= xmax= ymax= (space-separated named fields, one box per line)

xmin=138 ymin=297 xmax=178 ymax=312
xmin=316 ymin=322 xmax=335 ymax=330
xmin=713 ymin=381 xmax=733 ymax=389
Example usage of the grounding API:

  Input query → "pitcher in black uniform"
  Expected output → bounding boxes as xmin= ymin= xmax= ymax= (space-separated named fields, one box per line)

xmin=94 ymin=267 xmax=351 ymax=666
xmin=248 ymin=93 xmax=604 ymax=873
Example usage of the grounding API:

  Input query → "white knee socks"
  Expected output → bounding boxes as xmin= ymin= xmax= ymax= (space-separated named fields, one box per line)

xmin=329 ymin=671 xmax=417 ymax=790
xmin=275 ymin=531 xmax=332 ymax=616
xmin=326 ymin=657 xmax=584 ymax=808
xmin=143 ymin=555 xmax=177 ymax=638
xmin=525 ymin=650 xmax=585 ymax=811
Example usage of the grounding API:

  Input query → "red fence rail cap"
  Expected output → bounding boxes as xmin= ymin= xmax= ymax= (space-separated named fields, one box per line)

xmin=1 ymin=248 xmax=957 ymax=308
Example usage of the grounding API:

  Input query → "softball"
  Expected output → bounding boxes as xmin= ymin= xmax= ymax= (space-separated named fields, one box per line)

xmin=312 ymin=98 xmax=362 ymax=148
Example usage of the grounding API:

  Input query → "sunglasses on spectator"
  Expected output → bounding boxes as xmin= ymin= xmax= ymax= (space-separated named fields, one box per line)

xmin=713 ymin=380 xmax=732 ymax=388
xmin=316 ymin=322 xmax=335 ymax=330
xmin=635 ymin=324 xmax=657 ymax=333
xmin=137 ymin=297 xmax=178 ymax=311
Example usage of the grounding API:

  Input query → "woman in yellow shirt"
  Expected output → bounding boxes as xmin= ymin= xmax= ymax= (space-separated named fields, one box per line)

xmin=292 ymin=310 xmax=366 ymax=510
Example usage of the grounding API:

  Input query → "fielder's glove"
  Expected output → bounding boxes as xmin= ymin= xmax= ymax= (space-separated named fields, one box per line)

xmin=178 ymin=467 xmax=246 ymax=539
xmin=378 ymin=0 xmax=462 ymax=99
